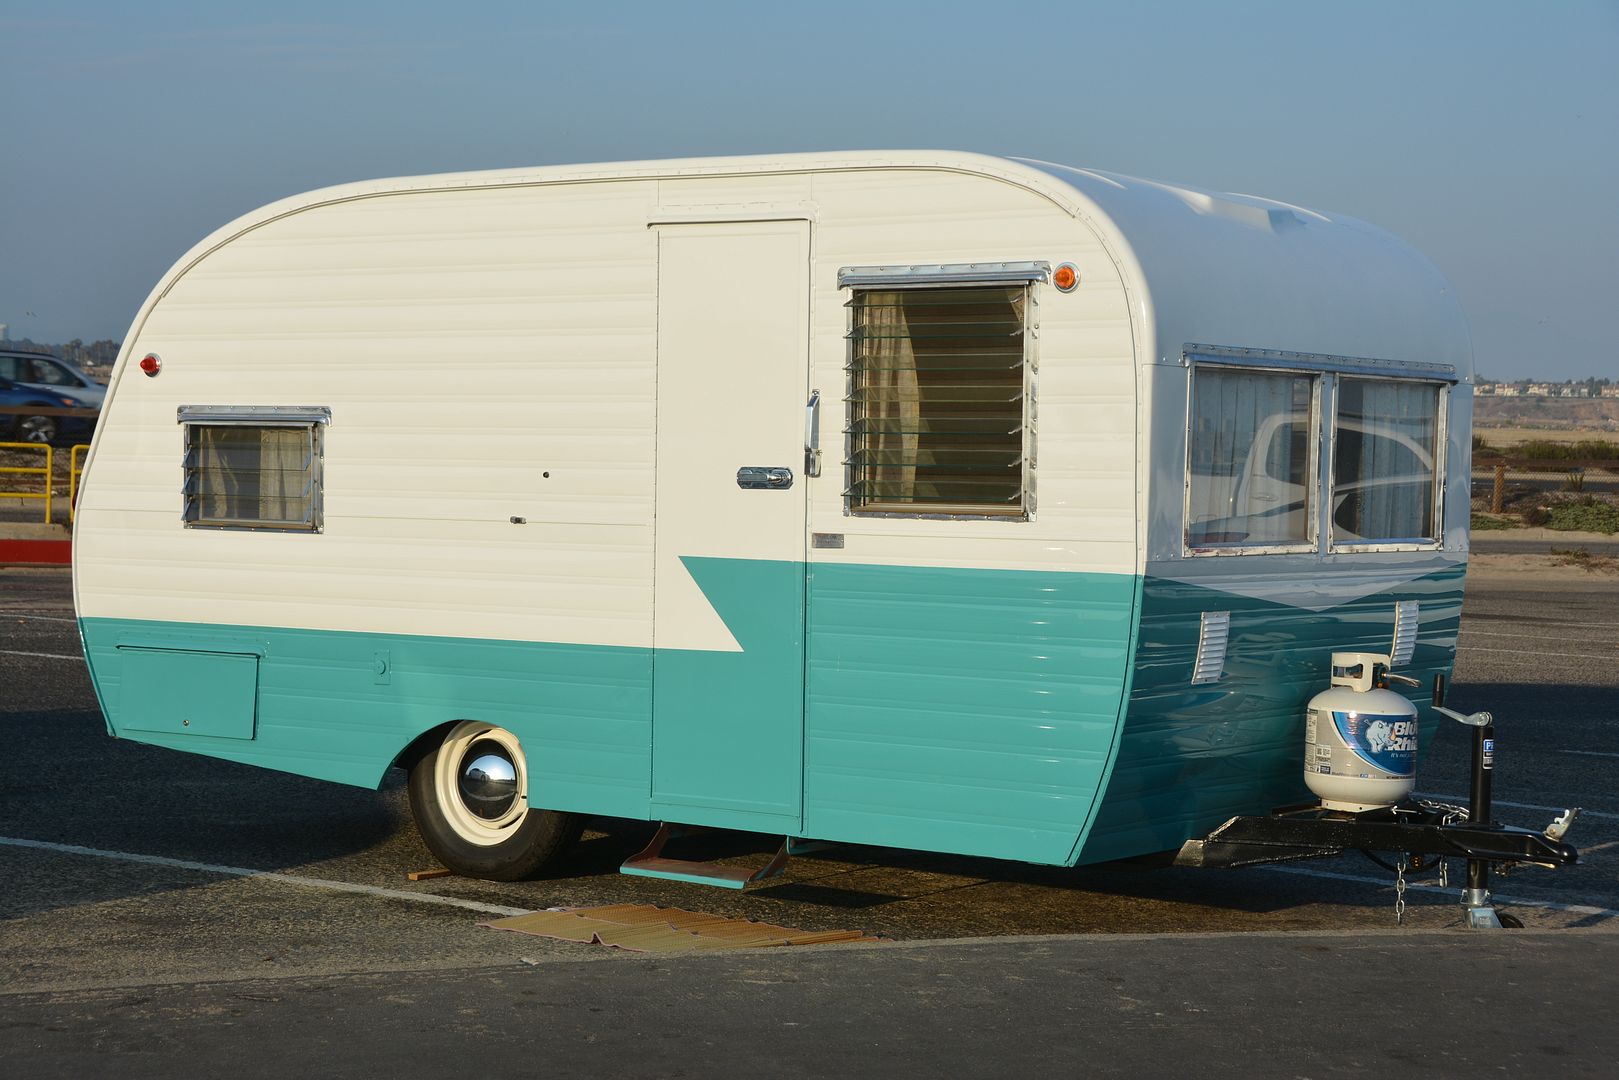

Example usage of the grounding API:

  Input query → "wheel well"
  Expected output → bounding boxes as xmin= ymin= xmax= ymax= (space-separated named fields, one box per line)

xmin=389 ymin=720 xmax=459 ymax=775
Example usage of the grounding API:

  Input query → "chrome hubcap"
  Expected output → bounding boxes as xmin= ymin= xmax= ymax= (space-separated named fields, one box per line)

xmin=457 ymin=739 xmax=519 ymax=820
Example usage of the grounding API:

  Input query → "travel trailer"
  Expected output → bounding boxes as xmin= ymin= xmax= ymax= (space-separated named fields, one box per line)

xmin=72 ymin=152 xmax=1474 ymax=883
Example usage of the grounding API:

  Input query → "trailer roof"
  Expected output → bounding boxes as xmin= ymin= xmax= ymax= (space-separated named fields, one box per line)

xmin=161 ymin=150 xmax=1474 ymax=378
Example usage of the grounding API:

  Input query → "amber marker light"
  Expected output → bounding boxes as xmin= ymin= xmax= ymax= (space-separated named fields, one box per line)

xmin=1053 ymin=263 xmax=1079 ymax=292
xmin=139 ymin=354 xmax=161 ymax=376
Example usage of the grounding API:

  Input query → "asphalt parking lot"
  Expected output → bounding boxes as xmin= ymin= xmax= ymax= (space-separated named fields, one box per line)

xmin=3 ymin=556 xmax=1617 ymax=1074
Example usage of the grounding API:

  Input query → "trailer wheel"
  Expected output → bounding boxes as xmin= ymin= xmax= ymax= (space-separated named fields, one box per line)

xmin=407 ymin=721 xmax=582 ymax=881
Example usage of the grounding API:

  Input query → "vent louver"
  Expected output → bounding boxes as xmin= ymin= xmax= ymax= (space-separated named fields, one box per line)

xmin=1192 ymin=611 xmax=1231 ymax=685
xmin=1391 ymin=601 xmax=1420 ymax=667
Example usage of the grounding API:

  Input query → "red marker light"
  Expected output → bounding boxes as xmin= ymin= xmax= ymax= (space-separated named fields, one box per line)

xmin=139 ymin=354 xmax=161 ymax=376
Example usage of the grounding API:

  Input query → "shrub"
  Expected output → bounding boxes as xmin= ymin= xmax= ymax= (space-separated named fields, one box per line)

xmin=1546 ymin=500 xmax=1619 ymax=534
xmin=1511 ymin=439 xmax=1619 ymax=461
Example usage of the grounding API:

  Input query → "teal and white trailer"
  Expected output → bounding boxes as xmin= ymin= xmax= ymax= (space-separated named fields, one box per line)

xmin=73 ymin=152 xmax=1473 ymax=882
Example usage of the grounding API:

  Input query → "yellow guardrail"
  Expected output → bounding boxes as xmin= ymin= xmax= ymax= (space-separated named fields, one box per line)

xmin=0 ymin=442 xmax=54 ymax=524
xmin=69 ymin=443 xmax=90 ymax=522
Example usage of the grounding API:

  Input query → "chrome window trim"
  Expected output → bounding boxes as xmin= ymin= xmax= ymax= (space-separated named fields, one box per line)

xmin=179 ymin=410 xmax=327 ymax=534
xmin=840 ymin=279 xmax=1037 ymax=522
xmin=1326 ymin=379 xmax=1447 ymax=554
xmin=1181 ymin=363 xmax=1321 ymax=558
xmin=1184 ymin=344 xmax=1459 ymax=384
xmin=1182 ymin=348 xmax=1453 ymax=558
xmin=178 ymin=404 xmax=331 ymax=425
xmin=837 ymin=261 xmax=1052 ymax=289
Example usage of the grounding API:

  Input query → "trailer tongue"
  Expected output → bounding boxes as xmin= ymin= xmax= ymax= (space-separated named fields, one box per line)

xmin=1176 ymin=663 xmax=1581 ymax=928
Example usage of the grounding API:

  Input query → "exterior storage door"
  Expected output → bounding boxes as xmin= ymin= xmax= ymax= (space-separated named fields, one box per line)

xmin=649 ymin=219 xmax=811 ymax=832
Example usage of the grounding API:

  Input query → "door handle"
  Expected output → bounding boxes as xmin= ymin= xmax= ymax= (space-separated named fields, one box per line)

xmin=805 ymin=389 xmax=821 ymax=478
xmin=737 ymin=466 xmax=794 ymax=490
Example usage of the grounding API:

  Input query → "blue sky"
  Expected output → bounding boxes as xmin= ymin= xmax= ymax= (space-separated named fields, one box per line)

xmin=1 ymin=0 xmax=1615 ymax=379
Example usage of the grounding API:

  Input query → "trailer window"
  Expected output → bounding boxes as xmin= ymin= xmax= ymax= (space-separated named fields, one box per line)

xmin=1331 ymin=378 xmax=1441 ymax=544
xmin=1186 ymin=368 xmax=1317 ymax=549
xmin=845 ymin=285 xmax=1030 ymax=517
xmin=182 ymin=421 xmax=323 ymax=532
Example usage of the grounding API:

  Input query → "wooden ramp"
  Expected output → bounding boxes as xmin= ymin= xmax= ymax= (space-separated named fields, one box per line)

xmin=484 ymin=903 xmax=885 ymax=954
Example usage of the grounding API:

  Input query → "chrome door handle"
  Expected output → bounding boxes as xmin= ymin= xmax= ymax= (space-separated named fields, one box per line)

xmin=805 ymin=389 xmax=821 ymax=478
xmin=737 ymin=466 xmax=794 ymax=489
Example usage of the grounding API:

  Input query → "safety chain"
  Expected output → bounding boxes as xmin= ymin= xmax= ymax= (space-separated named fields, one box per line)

xmin=1416 ymin=798 xmax=1467 ymax=898
xmin=1395 ymin=856 xmax=1408 ymax=925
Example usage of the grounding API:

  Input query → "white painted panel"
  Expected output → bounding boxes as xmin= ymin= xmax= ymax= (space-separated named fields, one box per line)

xmin=77 ymin=157 xmax=1146 ymax=650
xmin=651 ymin=220 xmax=810 ymax=652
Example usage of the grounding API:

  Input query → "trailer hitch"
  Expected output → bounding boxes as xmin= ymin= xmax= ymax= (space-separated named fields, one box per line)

xmin=1176 ymin=675 xmax=1581 ymax=928
xmin=1175 ymin=803 xmax=1580 ymax=870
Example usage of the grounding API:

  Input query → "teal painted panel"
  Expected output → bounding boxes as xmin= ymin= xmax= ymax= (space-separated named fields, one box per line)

xmin=804 ymin=564 xmax=1137 ymax=865
xmin=83 ymin=618 xmax=654 ymax=818
xmin=118 ymin=647 xmax=259 ymax=741
xmin=1076 ymin=565 xmax=1464 ymax=864
xmin=83 ymin=560 xmax=1139 ymax=864
xmin=651 ymin=557 xmax=804 ymax=828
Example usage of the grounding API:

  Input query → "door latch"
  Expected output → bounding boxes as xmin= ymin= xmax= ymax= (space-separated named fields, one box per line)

xmin=737 ymin=466 xmax=794 ymax=490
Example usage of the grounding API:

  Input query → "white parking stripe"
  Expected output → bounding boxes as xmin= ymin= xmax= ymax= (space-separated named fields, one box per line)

xmin=0 ymin=613 xmax=78 ymax=624
xmin=0 ymin=835 xmax=533 ymax=918
xmin=1463 ymin=629 xmax=1619 ymax=641
xmin=1464 ymin=619 xmax=1619 ymax=631
xmin=1418 ymin=794 xmax=1619 ymax=822
xmin=1560 ymin=750 xmax=1619 ymax=759
xmin=1259 ymin=864 xmax=1619 ymax=919
xmin=1458 ymin=646 xmax=1619 ymax=661
xmin=0 ymin=649 xmax=83 ymax=661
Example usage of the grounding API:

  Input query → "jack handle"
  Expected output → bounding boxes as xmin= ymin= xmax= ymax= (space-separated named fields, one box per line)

xmin=1437 ymin=706 xmax=1494 ymax=727
xmin=1429 ymin=672 xmax=1491 ymax=726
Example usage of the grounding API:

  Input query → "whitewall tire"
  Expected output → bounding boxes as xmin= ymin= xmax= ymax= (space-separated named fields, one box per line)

xmin=407 ymin=721 xmax=581 ymax=881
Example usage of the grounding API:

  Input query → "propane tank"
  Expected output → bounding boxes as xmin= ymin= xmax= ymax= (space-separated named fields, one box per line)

xmin=1304 ymin=652 xmax=1420 ymax=811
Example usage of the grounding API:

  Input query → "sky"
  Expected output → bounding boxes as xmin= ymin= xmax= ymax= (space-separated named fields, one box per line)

xmin=1 ymin=0 xmax=1615 ymax=380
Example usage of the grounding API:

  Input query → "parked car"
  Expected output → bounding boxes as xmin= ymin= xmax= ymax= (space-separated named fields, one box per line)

xmin=0 ymin=350 xmax=107 ymax=407
xmin=0 ymin=376 xmax=98 ymax=444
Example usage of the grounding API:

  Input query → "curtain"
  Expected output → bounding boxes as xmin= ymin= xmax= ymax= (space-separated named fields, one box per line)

xmin=859 ymin=290 xmax=919 ymax=503
xmin=1187 ymin=369 xmax=1312 ymax=544
xmin=1334 ymin=380 xmax=1437 ymax=541
xmin=195 ymin=425 xmax=311 ymax=524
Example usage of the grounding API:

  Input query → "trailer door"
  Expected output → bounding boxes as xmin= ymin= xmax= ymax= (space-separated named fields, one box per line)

xmin=650 ymin=219 xmax=810 ymax=832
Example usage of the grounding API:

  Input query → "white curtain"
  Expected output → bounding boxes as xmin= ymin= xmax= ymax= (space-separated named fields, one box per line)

xmin=1334 ymin=380 xmax=1438 ymax=541
xmin=1187 ymin=369 xmax=1312 ymax=544
xmin=197 ymin=426 xmax=310 ymax=524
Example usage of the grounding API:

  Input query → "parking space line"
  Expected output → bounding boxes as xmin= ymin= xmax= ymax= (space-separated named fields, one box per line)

xmin=1463 ymin=629 xmax=1618 ymax=641
xmin=0 ymin=835 xmax=533 ymax=918
xmin=1 ymin=613 xmax=79 ymax=624
xmin=1463 ymin=619 xmax=1619 ymax=631
xmin=1560 ymin=750 xmax=1619 ymax=759
xmin=1418 ymin=793 xmax=1619 ymax=822
xmin=1458 ymin=646 xmax=1619 ymax=661
xmin=0 ymin=649 xmax=83 ymax=661
xmin=1259 ymin=865 xmax=1619 ymax=919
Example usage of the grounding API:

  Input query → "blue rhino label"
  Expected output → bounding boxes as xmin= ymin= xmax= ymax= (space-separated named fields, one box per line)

xmin=1332 ymin=711 xmax=1418 ymax=778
